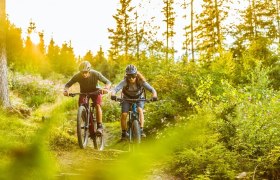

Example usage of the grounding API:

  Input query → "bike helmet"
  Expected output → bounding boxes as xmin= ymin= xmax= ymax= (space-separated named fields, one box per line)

xmin=125 ymin=64 xmax=137 ymax=75
xmin=79 ymin=61 xmax=91 ymax=72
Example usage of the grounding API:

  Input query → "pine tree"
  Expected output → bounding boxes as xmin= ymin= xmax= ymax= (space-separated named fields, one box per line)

xmin=195 ymin=0 xmax=230 ymax=61
xmin=47 ymin=38 xmax=60 ymax=73
xmin=108 ymin=0 xmax=135 ymax=62
xmin=83 ymin=50 xmax=94 ymax=67
xmin=234 ymin=0 xmax=277 ymax=47
xmin=182 ymin=0 xmax=195 ymax=62
xmin=162 ymin=0 xmax=176 ymax=61
xmin=57 ymin=42 xmax=76 ymax=76
xmin=38 ymin=31 xmax=45 ymax=54
xmin=6 ymin=19 xmax=24 ymax=69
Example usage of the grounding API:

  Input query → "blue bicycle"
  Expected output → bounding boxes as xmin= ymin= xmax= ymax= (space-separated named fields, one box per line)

xmin=115 ymin=98 xmax=153 ymax=146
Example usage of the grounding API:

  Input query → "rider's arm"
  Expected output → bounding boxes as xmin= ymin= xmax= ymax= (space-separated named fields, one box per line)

xmin=65 ymin=74 xmax=79 ymax=89
xmin=142 ymin=82 xmax=157 ymax=98
xmin=64 ymin=74 xmax=79 ymax=96
xmin=96 ymin=71 xmax=111 ymax=89
xmin=111 ymin=80 xmax=127 ymax=96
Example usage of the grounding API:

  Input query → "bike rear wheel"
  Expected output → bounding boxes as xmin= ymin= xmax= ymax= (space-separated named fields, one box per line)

xmin=77 ymin=106 xmax=89 ymax=149
xmin=92 ymin=121 xmax=104 ymax=150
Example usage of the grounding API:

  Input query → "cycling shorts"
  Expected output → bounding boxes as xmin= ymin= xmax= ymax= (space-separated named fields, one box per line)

xmin=78 ymin=94 xmax=102 ymax=106
xmin=121 ymin=100 xmax=144 ymax=113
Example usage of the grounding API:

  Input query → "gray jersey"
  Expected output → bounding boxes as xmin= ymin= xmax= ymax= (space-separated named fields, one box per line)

xmin=65 ymin=70 xmax=111 ymax=93
xmin=113 ymin=79 xmax=156 ymax=99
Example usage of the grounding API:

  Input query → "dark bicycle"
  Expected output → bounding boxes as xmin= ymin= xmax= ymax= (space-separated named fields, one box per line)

xmin=114 ymin=98 xmax=153 ymax=150
xmin=69 ymin=89 xmax=108 ymax=150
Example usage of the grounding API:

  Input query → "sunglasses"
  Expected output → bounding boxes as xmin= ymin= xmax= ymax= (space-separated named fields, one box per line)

xmin=127 ymin=74 xmax=137 ymax=79
xmin=82 ymin=71 xmax=89 ymax=74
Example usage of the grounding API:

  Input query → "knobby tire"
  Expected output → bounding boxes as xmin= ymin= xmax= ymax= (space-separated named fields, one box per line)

xmin=77 ymin=105 xmax=89 ymax=149
xmin=131 ymin=120 xmax=141 ymax=144
xmin=92 ymin=121 xmax=104 ymax=151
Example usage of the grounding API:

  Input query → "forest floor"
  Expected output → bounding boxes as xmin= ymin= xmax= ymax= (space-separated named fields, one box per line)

xmin=53 ymin=121 xmax=177 ymax=180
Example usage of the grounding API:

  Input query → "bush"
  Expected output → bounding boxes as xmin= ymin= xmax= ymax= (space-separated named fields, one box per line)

xmin=9 ymin=72 xmax=60 ymax=108
xmin=170 ymin=144 xmax=238 ymax=179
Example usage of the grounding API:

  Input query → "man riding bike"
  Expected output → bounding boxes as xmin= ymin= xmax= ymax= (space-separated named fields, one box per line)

xmin=63 ymin=61 xmax=111 ymax=134
xmin=111 ymin=64 xmax=157 ymax=140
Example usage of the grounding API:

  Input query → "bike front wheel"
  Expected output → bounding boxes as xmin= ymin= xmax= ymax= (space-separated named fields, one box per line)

xmin=92 ymin=121 xmax=104 ymax=150
xmin=77 ymin=105 xmax=89 ymax=149
xmin=131 ymin=120 xmax=141 ymax=144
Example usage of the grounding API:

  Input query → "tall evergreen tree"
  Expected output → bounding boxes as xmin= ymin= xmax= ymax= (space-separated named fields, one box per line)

xmin=83 ymin=50 xmax=94 ymax=66
xmin=0 ymin=0 xmax=10 ymax=107
xmin=108 ymin=0 xmax=135 ymax=62
xmin=6 ymin=19 xmax=24 ymax=69
xmin=58 ymin=42 xmax=76 ymax=76
xmin=38 ymin=31 xmax=45 ymax=54
xmin=182 ymin=0 xmax=195 ymax=62
xmin=47 ymin=37 xmax=60 ymax=73
xmin=234 ymin=0 xmax=277 ymax=48
xmin=195 ymin=0 xmax=230 ymax=61
xmin=162 ymin=0 xmax=176 ymax=61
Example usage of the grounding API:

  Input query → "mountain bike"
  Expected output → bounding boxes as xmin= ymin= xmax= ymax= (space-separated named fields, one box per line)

xmin=114 ymin=98 xmax=153 ymax=150
xmin=69 ymin=89 xmax=108 ymax=150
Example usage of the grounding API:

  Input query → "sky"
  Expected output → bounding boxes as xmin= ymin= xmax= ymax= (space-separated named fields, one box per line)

xmin=6 ymin=0 xmax=118 ymax=57
xmin=6 ymin=0 xmax=191 ymax=58
xmin=6 ymin=0 xmax=241 ymax=58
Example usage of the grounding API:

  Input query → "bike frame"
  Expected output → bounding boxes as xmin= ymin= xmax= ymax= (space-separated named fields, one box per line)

xmin=116 ymin=98 xmax=152 ymax=145
xmin=69 ymin=90 xmax=105 ymax=150
xmin=80 ymin=95 xmax=96 ymax=137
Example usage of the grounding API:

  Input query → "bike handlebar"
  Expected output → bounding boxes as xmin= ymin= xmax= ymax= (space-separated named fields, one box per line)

xmin=115 ymin=97 xmax=155 ymax=103
xmin=68 ymin=89 xmax=109 ymax=97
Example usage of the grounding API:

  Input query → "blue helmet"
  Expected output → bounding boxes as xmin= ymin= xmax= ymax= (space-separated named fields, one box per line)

xmin=125 ymin=64 xmax=137 ymax=75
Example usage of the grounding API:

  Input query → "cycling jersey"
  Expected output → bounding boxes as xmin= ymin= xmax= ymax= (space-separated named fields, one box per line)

xmin=65 ymin=70 xmax=111 ymax=93
xmin=113 ymin=79 xmax=156 ymax=99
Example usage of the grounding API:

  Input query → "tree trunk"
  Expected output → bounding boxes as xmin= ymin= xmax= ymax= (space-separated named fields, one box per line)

xmin=190 ymin=0 xmax=194 ymax=62
xmin=166 ymin=0 xmax=169 ymax=62
xmin=214 ymin=0 xmax=221 ymax=46
xmin=276 ymin=0 xmax=280 ymax=43
xmin=0 ymin=0 xmax=10 ymax=108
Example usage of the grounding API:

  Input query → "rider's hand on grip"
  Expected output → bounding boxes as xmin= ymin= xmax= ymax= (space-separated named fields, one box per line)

xmin=152 ymin=97 xmax=158 ymax=101
xmin=111 ymin=95 xmax=117 ymax=101
xmin=63 ymin=90 xmax=69 ymax=96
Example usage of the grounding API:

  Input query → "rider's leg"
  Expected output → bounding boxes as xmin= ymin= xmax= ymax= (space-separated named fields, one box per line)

xmin=95 ymin=104 xmax=102 ymax=123
xmin=121 ymin=101 xmax=130 ymax=130
xmin=137 ymin=107 xmax=144 ymax=128
xmin=121 ymin=112 xmax=128 ymax=130
xmin=137 ymin=107 xmax=146 ymax=137
xmin=121 ymin=101 xmax=130 ymax=139
xmin=93 ymin=94 xmax=103 ymax=132
xmin=120 ymin=112 xmax=129 ymax=139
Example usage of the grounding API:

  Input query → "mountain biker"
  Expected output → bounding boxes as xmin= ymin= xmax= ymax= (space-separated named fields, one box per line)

xmin=111 ymin=64 xmax=157 ymax=140
xmin=63 ymin=60 xmax=111 ymax=134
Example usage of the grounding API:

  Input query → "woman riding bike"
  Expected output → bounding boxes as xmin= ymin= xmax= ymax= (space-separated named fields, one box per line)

xmin=63 ymin=61 xmax=111 ymax=134
xmin=111 ymin=64 xmax=157 ymax=140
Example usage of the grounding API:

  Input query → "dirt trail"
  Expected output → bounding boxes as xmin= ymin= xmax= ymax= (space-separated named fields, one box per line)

xmin=54 ymin=123 xmax=176 ymax=180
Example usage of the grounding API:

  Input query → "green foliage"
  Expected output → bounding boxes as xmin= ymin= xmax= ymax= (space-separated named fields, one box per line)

xmin=171 ymin=145 xmax=238 ymax=179
xmin=9 ymin=72 xmax=58 ymax=108
xmin=102 ymin=97 xmax=121 ymax=122
xmin=0 ymin=109 xmax=57 ymax=180
xmin=258 ymin=146 xmax=280 ymax=179
xmin=46 ymin=98 xmax=78 ymax=151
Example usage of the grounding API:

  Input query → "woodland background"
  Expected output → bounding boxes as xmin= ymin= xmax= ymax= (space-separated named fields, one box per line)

xmin=1 ymin=0 xmax=280 ymax=179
